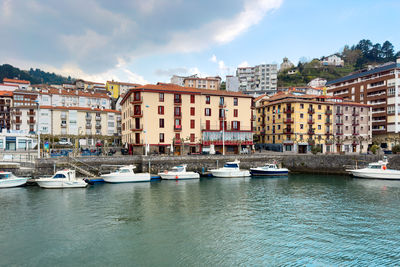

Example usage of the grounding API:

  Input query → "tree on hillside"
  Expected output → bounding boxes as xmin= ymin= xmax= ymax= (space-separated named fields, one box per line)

xmin=381 ymin=41 xmax=395 ymax=60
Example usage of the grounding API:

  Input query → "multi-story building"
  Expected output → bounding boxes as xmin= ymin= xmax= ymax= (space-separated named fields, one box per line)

xmin=12 ymin=90 xmax=39 ymax=133
xmin=121 ymin=83 xmax=254 ymax=155
xmin=106 ymin=80 xmax=141 ymax=99
xmin=322 ymin=55 xmax=344 ymax=67
xmin=255 ymin=92 xmax=371 ymax=154
xmin=326 ymin=59 xmax=400 ymax=148
xmin=226 ymin=75 xmax=239 ymax=92
xmin=236 ymin=64 xmax=277 ymax=96
xmin=183 ymin=76 xmax=221 ymax=90
xmin=171 ymin=74 xmax=198 ymax=87
xmin=0 ymin=91 xmax=13 ymax=132
xmin=0 ymin=78 xmax=30 ymax=91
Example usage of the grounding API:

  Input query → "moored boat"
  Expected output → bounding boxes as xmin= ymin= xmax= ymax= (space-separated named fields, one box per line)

xmin=101 ymin=165 xmax=151 ymax=183
xmin=209 ymin=160 xmax=250 ymax=178
xmin=250 ymin=163 xmax=289 ymax=176
xmin=0 ymin=171 xmax=28 ymax=188
xmin=348 ymin=156 xmax=400 ymax=180
xmin=158 ymin=164 xmax=200 ymax=180
xmin=36 ymin=169 xmax=88 ymax=189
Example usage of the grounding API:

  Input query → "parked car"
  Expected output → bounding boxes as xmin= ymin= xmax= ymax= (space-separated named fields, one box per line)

xmin=58 ymin=140 xmax=73 ymax=146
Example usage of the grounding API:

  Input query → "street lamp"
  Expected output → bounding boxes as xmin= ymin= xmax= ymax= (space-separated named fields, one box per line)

xmin=34 ymin=100 xmax=40 ymax=159
xmin=144 ymin=105 xmax=149 ymax=156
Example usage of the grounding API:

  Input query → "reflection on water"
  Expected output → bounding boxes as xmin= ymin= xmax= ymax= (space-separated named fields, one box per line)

xmin=1 ymin=175 xmax=400 ymax=266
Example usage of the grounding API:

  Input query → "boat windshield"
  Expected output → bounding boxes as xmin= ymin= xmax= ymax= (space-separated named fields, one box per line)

xmin=119 ymin=169 xmax=131 ymax=173
xmin=53 ymin=173 xmax=66 ymax=179
xmin=0 ymin=173 xmax=12 ymax=179
xmin=224 ymin=163 xmax=239 ymax=168
xmin=172 ymin=166 xmax=184 ymax=172
xmin=368 ymin=165 xmax=382 ymax=169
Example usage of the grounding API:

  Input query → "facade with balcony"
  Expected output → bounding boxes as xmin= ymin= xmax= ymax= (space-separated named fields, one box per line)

xmin=121 ymin=83 xmax=253 ymax=155
xmin=255 ymin=92 xmax=371 ymax=154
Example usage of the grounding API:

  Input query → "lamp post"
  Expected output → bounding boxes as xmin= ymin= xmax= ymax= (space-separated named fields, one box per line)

xmin=35 ymin=100 xmax=40 ymax=159
xmin=144 ymin=105 xmax=149 ymax=156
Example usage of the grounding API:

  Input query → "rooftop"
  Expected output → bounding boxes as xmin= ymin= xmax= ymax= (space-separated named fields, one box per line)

xmin=3 ymin=78 xmax=30 ymax=84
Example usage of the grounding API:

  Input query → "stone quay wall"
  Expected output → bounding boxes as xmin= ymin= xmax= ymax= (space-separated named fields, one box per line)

xmin=30 ymin=153 xmax=400 ymax=177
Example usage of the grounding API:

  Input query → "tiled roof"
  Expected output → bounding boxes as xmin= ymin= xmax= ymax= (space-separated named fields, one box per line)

xmin=326 ymin=62 xmax=400 ymax=85
xmin=40 ymin=106 xmax=120 ymax=113
xmin=39 ymin=88 xmax=110 ymax=99
xmin=0 ymin=83 xmax=19 ymax=87
xmin=0 ymin=91 xmax=13 ymax=96
xmin=3 ymin=78 xmax=30 ymax=84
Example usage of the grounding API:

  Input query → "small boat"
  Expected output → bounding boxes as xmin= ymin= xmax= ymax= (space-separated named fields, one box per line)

xmin=348 ymin=156 xmax=400 ymax=180
xmin=0 ymin=171 xmax=28 ymax=188
xmin=158 ymin=164 xmax=200 ymax=180
xmin=250 ymin=163 xmax=289 ymax=176
xmin=36 ymin=169 xmax=88 ymax=189
xmin=209 ymin=160 xmax=250 ymax=178
xmin=101 ymin=165 xmax=150 ymax=183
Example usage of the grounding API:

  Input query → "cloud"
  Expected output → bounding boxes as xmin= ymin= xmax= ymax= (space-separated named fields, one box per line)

xmin=0 ymin=0 xmax=282 ymax=80
xmin=210 ymin=55 xmax=217 ymax=63
xmin=154 ymin=67 xmax=189 ymax=77
xmin=238 ymin=61 xmax=250 ymax=68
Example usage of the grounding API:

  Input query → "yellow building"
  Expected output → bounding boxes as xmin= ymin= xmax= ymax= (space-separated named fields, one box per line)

xmin=106 ymin=81 xmax=141 ymax=99
xmin=256 ymin=92 xmax=371 ymax=154
xmin=121 ymin=83 xmax=254 ymax=155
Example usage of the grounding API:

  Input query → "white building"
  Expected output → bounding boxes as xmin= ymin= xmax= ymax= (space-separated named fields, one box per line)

xmin=322 ymin=55 xmax=344 ymax=67
xmin=226 ymin=75 xmax=239 ymax=92
xmin=236 ymin=64 xmax=277 ymax=96
xmin=280 ymin=57 xmax=294 ymax=71
xmin=170 ymin=74 xmax=198 ymax=86
xmin=308 ymin=78 xmax=327 ymax=88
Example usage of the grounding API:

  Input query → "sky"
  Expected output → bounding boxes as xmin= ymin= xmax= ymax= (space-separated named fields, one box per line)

xmin=1 ymin=0 xmax=400 ymax=85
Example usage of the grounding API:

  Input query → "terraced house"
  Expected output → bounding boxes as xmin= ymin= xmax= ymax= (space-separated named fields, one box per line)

xmin=255 ymin=92 xmax=372 ymax=154
xmin=326 ymin=59 xmax=400 ymax=149
xmin=121 ymin=83 xmax=254 ymax=155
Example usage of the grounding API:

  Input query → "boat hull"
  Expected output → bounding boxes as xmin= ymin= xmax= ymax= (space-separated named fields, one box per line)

xmin=349 ymin=169 xmax=400 ymax=180
xmin=0 ymin=178 xmax=28 ymax=188
xmin=250 ymin=169 xmax=289 ymax=176
xmin=36 ymin=179 xmax=88 ymax=188
xmin=101 ymin=173 xmax=151 ymax=183
xmin=210 ymin=170 xmax=251 ymax=178
xmin=159 ymin=172 xmax=200 ymax=180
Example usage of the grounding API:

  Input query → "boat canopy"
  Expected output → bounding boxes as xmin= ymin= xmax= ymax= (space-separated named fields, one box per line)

xmin=171 ymin=166 xmax=186 ymax=172
xmin=0 ymin=172 xmax=13 ymax=179
xmin=224 ymin=163 xmax=239 ymax=168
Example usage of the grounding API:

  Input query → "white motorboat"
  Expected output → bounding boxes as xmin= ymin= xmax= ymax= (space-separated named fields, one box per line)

xmin=250 ymin=163 xmax=289 ymax=176
xmin=348 ymin=156 xmax=400 ymax=180
xmin=0 ymin=172 xmax=28 ymax=188
xmin=209 ymin=160 xmax=250 ymax=178
xmin=36 ymin=169 xmax=88 ymax=189
xmin=101 ymin=165 xmax=151 ymax=183
xmin=158 ymin=164 xmax=200 ymax=180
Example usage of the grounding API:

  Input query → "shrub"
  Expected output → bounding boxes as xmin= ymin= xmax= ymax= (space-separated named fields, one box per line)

xmin=392 ymin=145 xmax=400 ymax=154
xmin=311 ymin=145 xmax=322 ymax=155
xmin=370 ymin=144 xmax=380 ymax=154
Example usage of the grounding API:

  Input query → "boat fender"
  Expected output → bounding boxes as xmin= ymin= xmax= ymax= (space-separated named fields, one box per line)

xmin=383 ymin=166 xmax=387 ymax=170
xmin=175 ymin=175 xmax=178 ymax=179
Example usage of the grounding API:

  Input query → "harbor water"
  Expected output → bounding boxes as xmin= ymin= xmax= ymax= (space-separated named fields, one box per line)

xmin=1 ymin=174 xmax=400 ymax=266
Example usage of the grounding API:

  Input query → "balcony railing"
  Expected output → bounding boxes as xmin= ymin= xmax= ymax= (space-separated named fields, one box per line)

xmin=131 ymin=96 xmax=143 ymax=104
xmin=28 ymin=120 xmax=36 ymax=124
xmin=352 ymin=132 xmax=360 ymax=135
xmin=352 ymin=111 xmax=360 ymax=116
xmin=28 ymin=111 xmax=36 ymax=116
xmin=336 ymin=120 xmax=343 ymax=125
xmin=95 ymin=124 xmax=101 ymax=129
xmin=352 ymin=120 xmax=359 ymax=126
xmin=14 ymin=111 xmax=22 ymax=116
xmin=307 ymin=119 xmax=314 ymax=124
xmin=131 ymin=124 xmax=143 ymax=131
xmin=131 ymin=111 xmax=143 ymax=118
xmin=325 ymin=109 xmax=332 ymax=115
xmin=336 ymin=132 xmax=343 ymax=135
xmin=174 ymin=113 xmax=182 ymax=118
xmin=283 ymin=128 xmax=293 ymax=134
xmin=307 ymin=129 xmax=315 ymax=135
xmin=61 ymin=114 xmax=67 ymax=119
xmin=174 ymin=99 xmax=182 ymax=105
xmin=86 ymin=124 xmax=91 ymax=129
xmin=174 ymin=125 xmax=182 ymax=131
xmin=95 ymin=115 xmax=101 ymax=121
xmin=325 ymin=119 xmax=332 ymax=124
xmin=284 ymin=118 xmax=293 ymax=124
xmin=284 ymin=107 xmax=294 ymax=114
xmin=308 ymin=108 xmax=315 ymax=114
xmin=61 ymin=123 xmax=67 ymax=128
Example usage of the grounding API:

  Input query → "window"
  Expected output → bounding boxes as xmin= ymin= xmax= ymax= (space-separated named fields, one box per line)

xmin=300 ymin=113 xmax=304 ymax=119
xmin=135 ymin=133 xmax=140 ymax=144
xmin=205 ymin=120 xmax=210 ymax=130
xmin=318 ymin=115 xmax=321 ymax=120
xmin=174 ymin=107 xmax=181 ymax=116
xmin=134 ymin=105 xmax=141 ymax=115
xmin=234 ymin=98 xmax=238 ymax=106
xmin=158 ymin=106 xmax=164 ymax=115
xmin=318 ymin=105 xmax=321 ymax=110
xmin=278 ymin=125 xmax=281 ymax=130
xmin=232 ymin=121 xmax=240 ymax=130
xmin=174 ymin=94 xmax=181 ymax=103
xmin=159 ymin=119 xmax=164 ymax=128
xmin=159 ymin=133 xmax=164 ymax=143
xmin=134 ymin=92 xmax=141 ymax=101
xmin=318 ymin=125 xmax=321 ymax=130
xmin=190 ymin=134 xmax=195 ymax=143
xmin=234 ymin=109 xmax=238 ymax=117
xmin=300 ymin=124 xmax=304 ymax=129
xmin=159 ymin=93 xmax=164 ymax=102
xmin=219 ymin=109 xmax=225 ymax=118
xmin=206 ymin=96 xmax=210 ymax=104
xmin=190 ymin=120 xmax=195 ymax=129
xmin=175 ymin=133 xmax=180 ymax=140
xmin=205 ymin=108 xmax=211 ymax=116
xmin=190 ymin=107 xmax=195 ymax=116
xmin=190 ymin=95 xmax=195 ymax=103
xmin=300 ymin=104 xmax=304 ymax=109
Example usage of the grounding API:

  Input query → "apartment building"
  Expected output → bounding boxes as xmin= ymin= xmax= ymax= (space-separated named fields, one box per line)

xmin=226 ymin=75 xmax=239 ymax=92
xmin=106 ymin=80 xmax=141 ymax=99
xmin=326 ymin=59 xmax=400 ymax=148
xmin=0 ymin=78 xmax=30 ymax=91
xmin=183 ymin=76 xmax=221 ymax=90
xmin=121 ymin=83 xmax=254 ymax=155
xmin=11 ymin=90 xmax=39 ymax=133
xmin=0 ymin=91 xmax=13 ymax=132
xmin=170 ymin=74 xmax=198 ymax=87
xmin=236 ymin=64 xmax=278 ymax=96
xmin=255 ymin=92 xmax=371 ymax=154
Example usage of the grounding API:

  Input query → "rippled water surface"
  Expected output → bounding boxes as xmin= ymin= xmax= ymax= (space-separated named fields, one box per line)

xmin=1 ymin=174 xmax=400 ymax=266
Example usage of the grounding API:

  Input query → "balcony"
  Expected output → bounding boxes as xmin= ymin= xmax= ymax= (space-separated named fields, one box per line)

xmin=174 ymin=112 xmax=182 ymax=118
xmin=131 ymin=111 xmax=143 ymax=118
xmin=131 ymin=96 xmax=143 ymax=104
xmin=61 ymin=123 xmax=67 ymax=128
xmin=307 ymin=119 xmax=314 ymax=124
xmin=307 ymin=108 xmax=315 ymax=114
xmin=325 ymin=109 xmax=332 ymax=115
xmin=174 ymin=99 xmax=182 ymax=106
xmin=326 ymin=131 xmax=332 ymax=136
xmin=261 ymin=113 xmax=266 ymax=117
xmin=336 ymin=120 xmax=343 ymax=125
xmin=117 ymin=117 xmax=121 ymax=122
xmin=95 ymin=124 xmax=101 ymax=129
xmin=61 ymin=114 xmax=67 ymax=119
xmin=284 ymin=118 xmax=293 ymax=124
xmin=260 ymin=130 xmax=266 ymax=135
xmin=86 ymin=124 xmax=92 ymax=129
xmin=174 ymin=125 xmax=182 ymax=131
xmin=131 ymin=124 xmax=143 ymax=131
xmin=352 ymin=132 xmax=360 ymax=135
xmin=28 ymin=111 xmax=36 ymax=116
xmin=352 ymin=111 xmax=360 ymax=116
xmin=27 ymin=120 xmax=36 ymax=124
xmin=284 ymin=107 xmax=294 ymax=114
xmin=325 ymin=119 xmax=332 ymax=125
xmin=14 ymin=111 xmax=22 ymax=116
xmin=336 ymin=132 xmax=343 ymax=135
xmin=13 ymin=120 xmax=22 ymax=124
xmin=352 ymin=120 xmax=359 ymax=126
xmin=219 ymin=103 xmax=226 ymax=108
xmin=336 ymin=110 xmax=343 ymax=115
xmin=307 ymin=129 xmax=315 ymax=135
xmin=283 ymin=128 xmax=293 ymax=134
xmin=95 ymin=115 xmax=101 ymax=121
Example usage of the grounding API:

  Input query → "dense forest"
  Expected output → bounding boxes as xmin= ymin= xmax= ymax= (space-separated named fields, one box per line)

xmin=0 ymin=64 xmax=74 ymax=85
xmin=278 ymin=39 xmax=400 ymax=87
